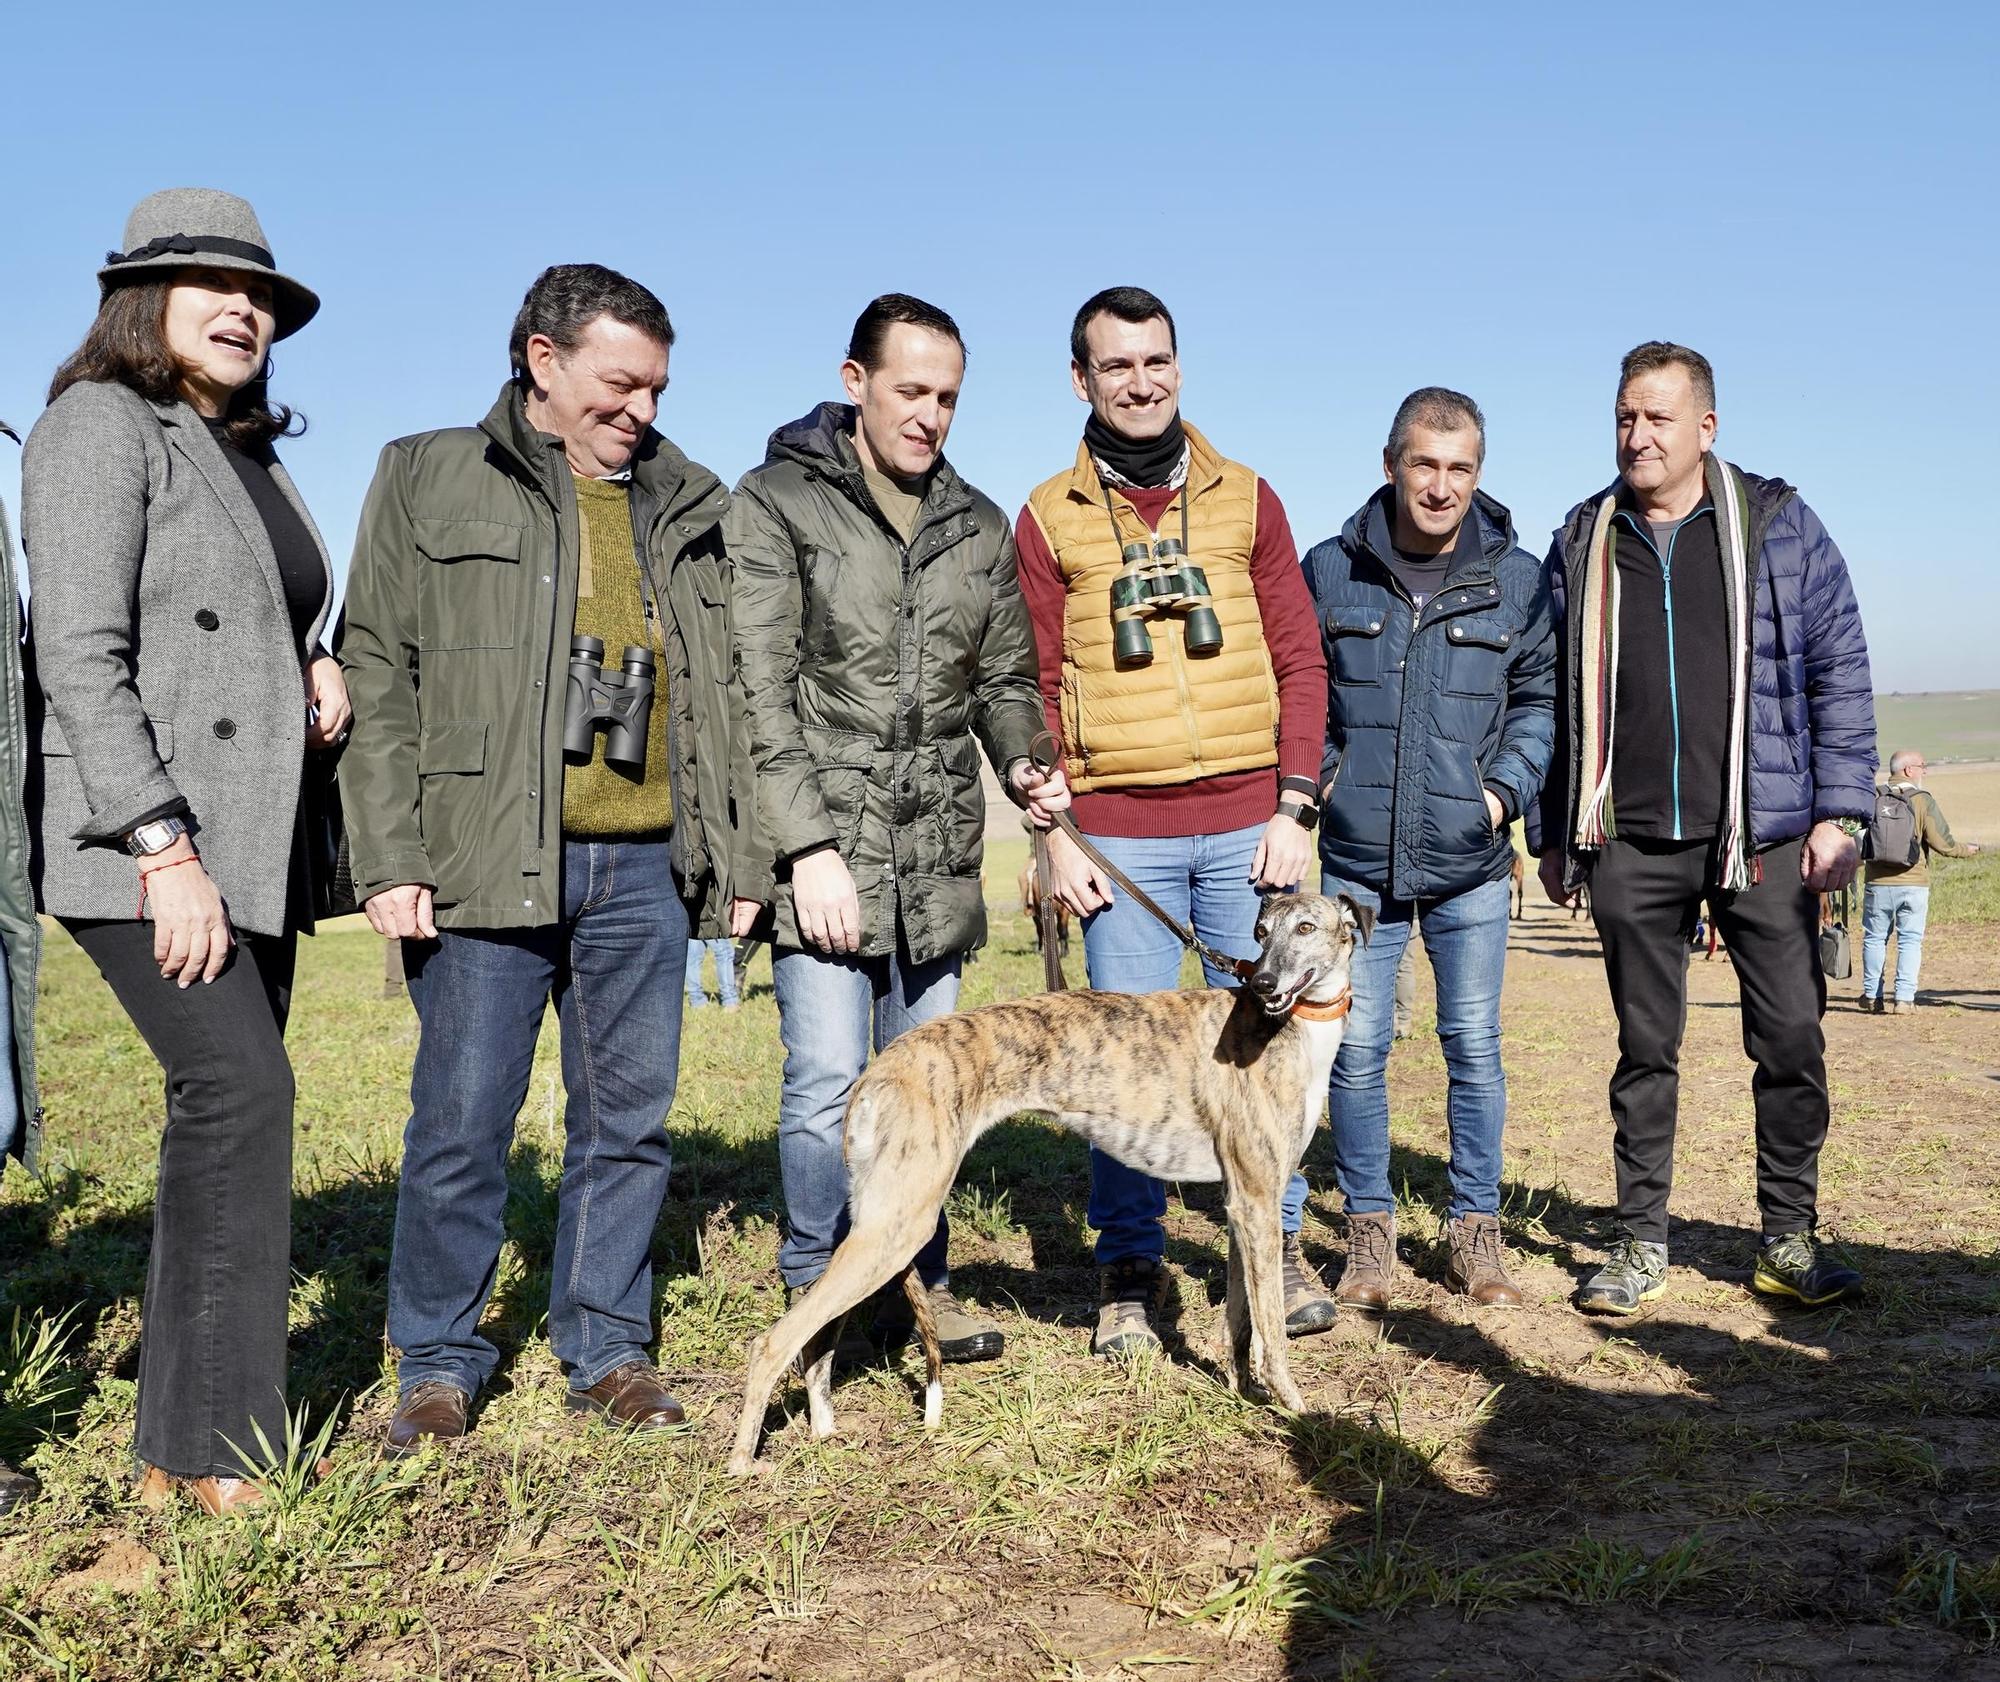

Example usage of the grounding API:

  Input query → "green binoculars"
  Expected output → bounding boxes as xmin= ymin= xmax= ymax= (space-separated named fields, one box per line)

xmin=1110 ymin=537 xmax=1224 ymax=666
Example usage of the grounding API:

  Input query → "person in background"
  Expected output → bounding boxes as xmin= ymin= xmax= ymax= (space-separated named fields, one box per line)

xmin=21 ymin=189 xmax=341 ymax=1514
xmin=0 ymin=421 xmax=43 ymax=1514
xmin=341 ymin=264 xmax=745 ymax=1456
xmin=685 ymin=937 xmax=739 ymax=1010
xmin=1017 ymin=286 xmax=1333 ymax=1355
xmin=1860 ymin=749 xmax=1979 ymax=1013
xmin=1303 ymin=388 xmax=1555 ymax=1312
xmin=730 ymin=294 xmax=1066 ymax=1366
xmin=1539 ymin=341 xmax=1876 ymax=1315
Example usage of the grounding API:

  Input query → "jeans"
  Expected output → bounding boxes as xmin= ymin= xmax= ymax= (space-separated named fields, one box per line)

xmin=1588 ymin=834 xmax=1827 ymax=1242
xmin=685 ymin=937 xmax=739 ymax=1007
xmin=0 ymin=936 xmax=17 ymax=1163
xmin=771 ymin=942 xmax=958 ymax=1289
xmin=1861 ymin=884 xmax=1928 ymax=1004
xmin=1323 ymin=873 xmax=1512 ymax=1221
xmin=389 ymin=838 xmax=687 ymax=1398
xmin=1078 ymin=822 xmax=1309 ymax=1265
xmin=64 ymin=919 xmax=296 ymax=1477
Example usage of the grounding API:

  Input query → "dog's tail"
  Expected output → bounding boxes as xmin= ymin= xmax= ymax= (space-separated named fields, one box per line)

xmin=902 ymin=1265 xmax=945 ymax=1430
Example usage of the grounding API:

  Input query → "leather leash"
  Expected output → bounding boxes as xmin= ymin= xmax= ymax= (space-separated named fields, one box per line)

xmin=1027 ymin=731 xmax=1256 ymax=988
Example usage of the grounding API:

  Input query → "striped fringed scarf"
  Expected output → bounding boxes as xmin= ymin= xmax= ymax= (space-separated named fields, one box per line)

xmin=1571 ymin=455 xmax=1757 ymax=890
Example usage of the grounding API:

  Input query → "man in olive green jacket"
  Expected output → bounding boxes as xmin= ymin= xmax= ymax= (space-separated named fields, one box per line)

xmin=730 ymin=294 xmax=1066 ymax=1361
xmin=339 ymin=265 xmax=747 ymax=1455
xmin=0 ymin=423 xmax=42 ymax=1513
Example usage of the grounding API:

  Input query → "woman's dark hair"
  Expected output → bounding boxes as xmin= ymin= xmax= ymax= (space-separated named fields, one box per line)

xmin=47 ymin=276 xmax=303 ymax=449
xmin=847 ymin=293 xmax=965 ymax=371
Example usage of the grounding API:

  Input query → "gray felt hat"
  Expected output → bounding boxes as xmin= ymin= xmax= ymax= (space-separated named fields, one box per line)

xmin=97 ymin=187 xmax=319 ymax=339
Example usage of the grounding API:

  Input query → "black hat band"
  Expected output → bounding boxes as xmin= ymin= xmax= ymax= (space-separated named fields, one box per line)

xmin=104 ymin=233 xmax=277 ymax=270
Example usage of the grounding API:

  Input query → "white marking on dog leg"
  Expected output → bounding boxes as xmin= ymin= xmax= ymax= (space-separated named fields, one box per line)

xmin=923 ymin=1380 xmax=943 ymax=1431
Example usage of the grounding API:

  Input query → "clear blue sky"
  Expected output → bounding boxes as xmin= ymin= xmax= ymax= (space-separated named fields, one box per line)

xmin=5 ymin=1 xmax=1994 ymax=692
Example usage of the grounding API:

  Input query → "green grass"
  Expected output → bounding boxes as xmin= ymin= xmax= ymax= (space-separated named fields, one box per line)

xmin=1874 ymin=690 xmax=2000 ymax=767
xmin=0 ymin=889 xmax=1996 ymax=1679
xmin=1932 ymin=851 xmax=2000 ymax=925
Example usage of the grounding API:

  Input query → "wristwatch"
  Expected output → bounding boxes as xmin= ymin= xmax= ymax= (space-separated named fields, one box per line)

xmin=124 ymin=816 xmax=189 ymax=858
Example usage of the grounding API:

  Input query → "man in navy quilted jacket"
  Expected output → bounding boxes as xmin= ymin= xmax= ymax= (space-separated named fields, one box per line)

xmin=1537 ymin=342 xmax=1876 ymax=1315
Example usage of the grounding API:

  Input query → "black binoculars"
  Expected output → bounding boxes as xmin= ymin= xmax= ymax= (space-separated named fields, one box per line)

xmin=563 ymin=636 xmax=656 ymax=770
xmin=1109 ymin=537 xmax=1224 ymax=666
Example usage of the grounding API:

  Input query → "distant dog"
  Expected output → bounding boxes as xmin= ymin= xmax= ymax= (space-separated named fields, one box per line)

xmin=1509 ymin=852 xmax=1526 ymax=920
xmin=728 ymin=892 xmax=1372 ymax=1474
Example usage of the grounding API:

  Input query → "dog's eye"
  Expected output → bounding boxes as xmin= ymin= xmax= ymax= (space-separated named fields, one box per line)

xmin=1254 ymin=923 xmax=1269 ymax=941
xmin=1297 ymin=922 xmax=1316 ymax=936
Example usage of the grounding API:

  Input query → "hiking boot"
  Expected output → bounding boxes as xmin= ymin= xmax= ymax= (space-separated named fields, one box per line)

xmin=385 ymin=1380 xmax=470 ymax=1459
xmin=1576 ymin=1237 xmax=1668 ymax=1316
xmin=1446 ymin=1213 xmax=1524 ymax=1308
xmin=1335 ymin=1212 xmax=1396 ymax=1311
xmin=1751 ymin=1231 xmax=1863 ymax=1307
xmin=1093 ymin=1256 xmax=1166 ymax=1357
xmin=873 ymin=1280 xmax=1005 ymax=1364
xmin=1860 ymin=994 xmax=1883 ymax=1014
xmin=1886 ymin=999 xmax=1907 ymax=1016
xmin=1281 ymin=1233 xmax=1339 ymax=1337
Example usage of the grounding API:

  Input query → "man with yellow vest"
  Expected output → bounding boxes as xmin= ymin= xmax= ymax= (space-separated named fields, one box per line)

xmin=1017 ymin=286 xmax=1334 ymax=1355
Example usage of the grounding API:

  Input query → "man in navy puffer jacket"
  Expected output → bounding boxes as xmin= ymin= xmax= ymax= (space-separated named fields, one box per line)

xmin=1537 ymin=342 xmax=1875 ymax=1317
xmin=1304 ymin=388 xmax=1555 ymax=1313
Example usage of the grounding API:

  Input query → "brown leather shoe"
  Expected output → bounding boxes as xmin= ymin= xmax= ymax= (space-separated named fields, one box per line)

xmin=386 ymin=1380 xmax=470 ymax=1459
xmin=565 ymin=1362 xmax=685 ymax=1429
xmin=1446 ymin=1213 xmax=1524 ymax=1307
xmin=135 ymin=1464 xmax=265 ymax=1515
xmin=1335 ymin=1211 xmax=1396 ymax=1311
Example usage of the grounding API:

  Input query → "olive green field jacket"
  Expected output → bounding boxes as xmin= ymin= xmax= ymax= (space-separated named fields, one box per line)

xmin=337 ymin=387 xmax=748 ymax=934
xmin=728 ymin=403 xmax=1041 ymax=962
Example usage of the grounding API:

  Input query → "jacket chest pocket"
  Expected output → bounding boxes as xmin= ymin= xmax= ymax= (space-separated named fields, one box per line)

xmin=1323 ymin=605 xmax=1387 ymax=686
xmin=1438 ymin=613 xmax=1513 ymax=698
xmin=413 ymin=518 xmax=525 ymax=651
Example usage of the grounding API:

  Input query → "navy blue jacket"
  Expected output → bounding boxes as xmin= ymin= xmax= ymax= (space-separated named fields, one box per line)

xmin=1304 ymin=488 xmax=1556 ymax=901
xmin=1537 ymin=464 xmax=1875 ymax=872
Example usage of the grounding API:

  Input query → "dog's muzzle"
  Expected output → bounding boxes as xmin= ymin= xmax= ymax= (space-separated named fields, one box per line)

xmin=1248 ymin=966 xmax=1316 ymax=1017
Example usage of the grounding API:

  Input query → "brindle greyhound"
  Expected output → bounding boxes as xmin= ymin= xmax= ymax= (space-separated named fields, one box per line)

xmin=728 ymin=891 xmax=1372 ymax=1474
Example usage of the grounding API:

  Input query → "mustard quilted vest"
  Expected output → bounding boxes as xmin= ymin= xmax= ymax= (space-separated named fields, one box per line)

xmin=1024 ymin=423 xmax=1278 ymax=792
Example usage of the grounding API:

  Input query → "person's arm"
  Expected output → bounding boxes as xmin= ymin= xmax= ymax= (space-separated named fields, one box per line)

xmin=969 ymin=522 xmax=1045 ymax=782
xmin=724 ymin=475 xmax=837 ymax=864
xmin=717 ymin=521 xmax=774 ymax=916
xmin=1480 ymin=558 xmax=1558 ymax=826
xmin=1794 ymin=500 xmax=1876 ymax=825
xmin=1247 ymin=481 xmax=1326 ymax=888
xmin=1013 ymin=507 xmax=1068 ymax=746
xmin=1919 ymin=791 xmax=1978 ymax=859
xmin=334 ymin=442 xmax=434 ymax=904
xmin=19 ymin=387 xmax=186 ymax=840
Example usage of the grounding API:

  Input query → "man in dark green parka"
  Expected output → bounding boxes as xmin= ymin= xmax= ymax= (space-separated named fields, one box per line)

xmin=0 ymin=423 xmax=43 ymax=1513
xmin=730 ymin=294 xmax=1067 ymax=1361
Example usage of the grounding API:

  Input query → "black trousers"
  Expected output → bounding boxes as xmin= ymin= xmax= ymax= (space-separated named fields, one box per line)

xmin=65 ymin=920 xmax=297 ymax=1478
xmin=1587 ymin=834 xmax=1828 ymax=1244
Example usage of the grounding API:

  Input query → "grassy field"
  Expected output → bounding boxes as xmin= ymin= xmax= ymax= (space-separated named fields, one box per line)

xmin=1873 ymin=691 xmax=2000 ymax=767
xmin=2 ymin=776 xmax=1998 ymax=1679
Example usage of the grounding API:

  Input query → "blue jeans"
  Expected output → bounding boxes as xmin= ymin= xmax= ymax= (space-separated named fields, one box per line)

xmin=771 ymin=943 xmax=958 ymax=1290
xmin=1324 ymin=871 xmax=1511 ymax=1221
xmin=1862 ymin=883 xmax=1929 ymax=1004
xmin=1078 ymin=823 xmax=1309 ymax=1265
xmin=685 ymin=938 xmax=738 ymax=1007
xmin=389 ymin=838 xmax=688 ymax=1398
xmin=0 ymin=935 xmax=18 ymax=1163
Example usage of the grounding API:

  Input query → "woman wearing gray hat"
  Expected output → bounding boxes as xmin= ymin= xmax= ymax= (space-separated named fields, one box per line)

xmin=20 ymin=188 xmax=343 ymax=1514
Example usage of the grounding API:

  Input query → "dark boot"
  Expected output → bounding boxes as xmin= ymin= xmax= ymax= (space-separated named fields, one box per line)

xmin=1281 ymin=1233 xmax=1339 ymax=1336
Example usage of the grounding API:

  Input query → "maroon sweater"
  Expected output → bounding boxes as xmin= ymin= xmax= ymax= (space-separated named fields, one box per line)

xmin=1015 ymin=477 xmax=1327 ymax=839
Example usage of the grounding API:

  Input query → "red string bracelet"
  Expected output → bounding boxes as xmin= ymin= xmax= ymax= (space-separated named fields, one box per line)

xmin=137 ymin=854 xmax=199 ymax=919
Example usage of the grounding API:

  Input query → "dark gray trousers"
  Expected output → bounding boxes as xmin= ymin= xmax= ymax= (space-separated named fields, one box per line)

xmin=66 ymin=920 xmax=296 ymax=1478
xmin=1587 ymin=834 xmax=1829 ymax=1244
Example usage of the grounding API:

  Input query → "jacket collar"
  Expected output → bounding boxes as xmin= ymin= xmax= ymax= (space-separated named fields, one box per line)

xmin=1344 ymin=485 xmax=1517 ymax=586
xmin=763 ymin=400 xmax=974 ymax=541
xmin=1063 ymin=417 xmax=1229 ymax=506
xmin=478 ymin=382 xmax=725 ymax=536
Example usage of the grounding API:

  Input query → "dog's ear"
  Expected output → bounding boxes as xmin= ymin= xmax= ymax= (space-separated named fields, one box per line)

xmin=1336 ymin=893 xmax=1375 ymax=947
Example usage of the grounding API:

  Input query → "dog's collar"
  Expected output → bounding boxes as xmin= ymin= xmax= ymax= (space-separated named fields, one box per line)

xmin=1290 ymin=989 xmax=1352 ymax=1022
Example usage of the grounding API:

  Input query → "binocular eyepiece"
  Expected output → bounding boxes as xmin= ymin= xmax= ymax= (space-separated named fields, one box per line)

xmin=1110 ymin=537 xmax=1224 ymax=667
xmin=563 ymin=635 xmax=656 ymax=770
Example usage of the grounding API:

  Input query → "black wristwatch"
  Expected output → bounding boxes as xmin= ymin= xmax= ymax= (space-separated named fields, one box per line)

xmin=1277 ymin=776 xmax=1320 ymax=833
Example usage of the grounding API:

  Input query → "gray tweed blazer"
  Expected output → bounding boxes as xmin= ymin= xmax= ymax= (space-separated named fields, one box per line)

xmin=20 ymin=381 xmax=332 ymax=936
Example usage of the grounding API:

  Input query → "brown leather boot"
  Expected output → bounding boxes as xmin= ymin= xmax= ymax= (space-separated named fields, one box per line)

xmin=1335 ymin=1212 xmax=1396 ymax=1311
xmin=386 ymin=1380 xmax=470 ymax=1459
xmin=135 ymin=1464 xmax=265 ymax=1516
xmin=565 ymin=1362 xmax=685 ymax=1429
xmin=1446 ymin=1214 xmax=1524 ymax=1307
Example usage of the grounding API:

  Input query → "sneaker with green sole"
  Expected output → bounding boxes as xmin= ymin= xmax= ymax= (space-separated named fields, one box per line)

xmin=1751 ymin=1231 xmax=1862 ymax=1306
xmin=1576 ymin=1237 xmax=1668 ymax=1316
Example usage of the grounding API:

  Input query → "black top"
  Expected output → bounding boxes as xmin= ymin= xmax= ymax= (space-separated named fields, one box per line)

xmin=204 ymin=419 xmax=325 ymax=650
xmin=1384 ymin=543 xmax=1453 ymax=609
xmin=1609 ymin=493 xmax=1729 ymax=841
